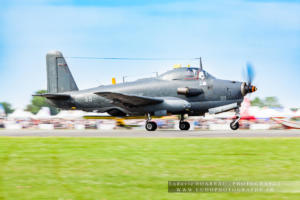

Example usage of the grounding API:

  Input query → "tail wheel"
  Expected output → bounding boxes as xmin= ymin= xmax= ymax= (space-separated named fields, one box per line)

xmin=179 ymin=121 xmax=190 ymax=131
xmin=230 ymin=121 xmax=239 ymax=130
xmin=145 ymin=121 xmax=157 ymax=131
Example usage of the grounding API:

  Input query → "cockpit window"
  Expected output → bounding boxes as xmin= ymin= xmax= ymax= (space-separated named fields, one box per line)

xmin=159 ymin=67 xmax=215 ymax=80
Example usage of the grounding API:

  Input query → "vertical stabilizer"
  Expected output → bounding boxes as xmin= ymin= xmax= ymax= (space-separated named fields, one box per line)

xmin=46 ymin=50 xmax=78 ymax=93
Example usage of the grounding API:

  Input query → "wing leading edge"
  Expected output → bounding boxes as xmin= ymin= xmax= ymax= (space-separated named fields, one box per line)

xmin=94 ymin=92 xmax=163 ymax=108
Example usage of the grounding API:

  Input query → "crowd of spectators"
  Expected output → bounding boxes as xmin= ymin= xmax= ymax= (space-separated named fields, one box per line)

xmin=0 ymin=116 xmax=282 ymax=130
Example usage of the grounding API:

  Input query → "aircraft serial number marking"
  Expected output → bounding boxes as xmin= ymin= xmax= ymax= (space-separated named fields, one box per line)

xmin=85 ymin=96 xmax=93 ymax=102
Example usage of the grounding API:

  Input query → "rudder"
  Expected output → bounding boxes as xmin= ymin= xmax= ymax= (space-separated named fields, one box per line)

xmin=46 ymin=50 xmax=78 ymax=93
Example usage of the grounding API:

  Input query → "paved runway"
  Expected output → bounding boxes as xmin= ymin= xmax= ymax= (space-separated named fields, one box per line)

xmin=1 ymin=129 xmax=300 ymax=137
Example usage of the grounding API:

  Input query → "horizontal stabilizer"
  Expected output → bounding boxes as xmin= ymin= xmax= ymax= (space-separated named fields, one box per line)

xmin=94 ymin=92 xmax=163 ymax=108
xmin=33 ymin=93 xmax=71 ymax=100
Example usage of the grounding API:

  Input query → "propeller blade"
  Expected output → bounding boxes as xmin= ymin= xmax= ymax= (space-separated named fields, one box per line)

xmin=246 ymin=62 xmax=255 ymax=85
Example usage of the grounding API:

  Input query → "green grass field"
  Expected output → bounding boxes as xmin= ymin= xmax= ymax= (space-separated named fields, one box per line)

xmin=0 ymin=137 xmax=299 ymax=200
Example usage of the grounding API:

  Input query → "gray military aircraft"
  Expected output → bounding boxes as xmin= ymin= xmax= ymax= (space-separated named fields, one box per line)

xmin=35 ymin=50 xmax=257 ymax=131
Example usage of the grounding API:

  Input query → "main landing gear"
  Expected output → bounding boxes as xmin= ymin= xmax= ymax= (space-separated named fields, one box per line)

xmin=230 ymin=108 xmax=241 ymax=130
xmin=145 ymin=113 xmax=191 ymax=131
xmin=145 ymin=113 xmax=157 ymax=131
xmin=179 ymin=114 xmax=190 ymax=131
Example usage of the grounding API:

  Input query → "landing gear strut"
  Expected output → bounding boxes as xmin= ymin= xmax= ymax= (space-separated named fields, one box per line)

xmin=145 ymin=113 xmax=157 ymax=131
xmin=230 ymin=108 xmax=241 ymax=130
xmin=179 ymin=114 xmax=190 ymax=131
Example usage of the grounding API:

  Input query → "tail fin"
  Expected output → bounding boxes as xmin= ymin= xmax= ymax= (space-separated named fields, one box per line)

xmin=46 ymin=50 xmax=78 ymax=93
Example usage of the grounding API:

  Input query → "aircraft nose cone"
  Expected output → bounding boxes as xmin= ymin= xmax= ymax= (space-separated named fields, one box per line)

xmin=247 ymin=85 xmax=257 ymax=94
xmin=242 ymin=82 xmax=257 ymax=96
xmin=251 ymin=86 xmax=257 ymax=93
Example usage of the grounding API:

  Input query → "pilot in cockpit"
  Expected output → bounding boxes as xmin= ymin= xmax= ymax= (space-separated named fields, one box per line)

xmin=159 ymin=66 xmax=215 ymax=81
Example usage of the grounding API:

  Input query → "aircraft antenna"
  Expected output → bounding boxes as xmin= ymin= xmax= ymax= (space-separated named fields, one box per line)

xmin=65 ymin=56 xmax=193 ymax=61
xmin=123 ymin=76 xmax=127 ymax=83
xmin=199 ymin=57 xmax=203 ymax=71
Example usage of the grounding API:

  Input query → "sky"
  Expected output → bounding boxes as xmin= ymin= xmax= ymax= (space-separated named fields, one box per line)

xmin=0 ymin=0 xmax=299 ymax=109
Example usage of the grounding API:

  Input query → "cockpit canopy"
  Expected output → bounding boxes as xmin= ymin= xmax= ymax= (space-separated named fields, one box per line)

xmin=159 ymin=67 xmax=215 ymax=81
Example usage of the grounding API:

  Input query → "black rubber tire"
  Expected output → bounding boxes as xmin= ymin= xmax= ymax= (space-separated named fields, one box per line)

xmin=179 ymin=121 xmax=190 ymax=131
xmin=145 ymin=121 xmax=157 ymax=131
xmin=152 ymin=122 xmax=157 ymax=131
xmin=230 ymin=121 xmax=239 ymax=130
xmin=145 ymin=122 xmax=153 ymax=131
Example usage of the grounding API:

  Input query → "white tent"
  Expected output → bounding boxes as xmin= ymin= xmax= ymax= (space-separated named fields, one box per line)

xmin=8 ymin=109 xmax=34 ymax=120
xmin=281 ymin=108 xmax=297 ymax=118
xmin=53 ymin=110 xmax=86 ymax=120
xmin=52 ymin=110 xmax=111 ymax=120
xmin=33 ymin=107 xmax=52 ymax=120
xmin=249 ymin=107 xmax=284 ymax=119
xmin=0 ymin=104 xmax=5 ymax=118
xmin=83 ymin=112 xmax=110 ymax=117
xmin=294 ymin=109 xmax=300 ymax=117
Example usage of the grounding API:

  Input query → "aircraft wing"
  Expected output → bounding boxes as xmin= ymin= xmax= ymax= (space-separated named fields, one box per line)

xmin=94 ymin=92 xmax=163 ymax=108
xmin=83 ymin=115 xmax=171 ymax=120
xmin=33 ymin=93 xmax=71 ymax=100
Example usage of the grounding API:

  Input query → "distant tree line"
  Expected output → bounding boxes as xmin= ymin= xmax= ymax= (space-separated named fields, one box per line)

xmin=1 ymin=90 xmax=59 ymax=116
xmin=250 ymin=96 xmax=282 ymax=108
xmin=0 ymin=102 xmax=14 ymax=114
xmin=26 ymin=90 xmax=60 ymax=115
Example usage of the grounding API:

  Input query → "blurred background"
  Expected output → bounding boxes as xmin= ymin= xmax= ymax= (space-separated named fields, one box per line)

xmin=1 ymin=96 xmax=299 ymax=130
xmin=0 ymin=0 xmax=299 ymax=131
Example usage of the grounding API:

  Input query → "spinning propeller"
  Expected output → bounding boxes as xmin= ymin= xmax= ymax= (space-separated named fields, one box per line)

xmin=242 ymin=63 xmax=257 ymax=96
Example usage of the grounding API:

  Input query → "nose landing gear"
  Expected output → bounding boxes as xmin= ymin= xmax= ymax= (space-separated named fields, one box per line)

xmin=230 ymin=108 xmax=241 ymax=130
xmin=230 ymin=120 xmax=240 ymax=130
